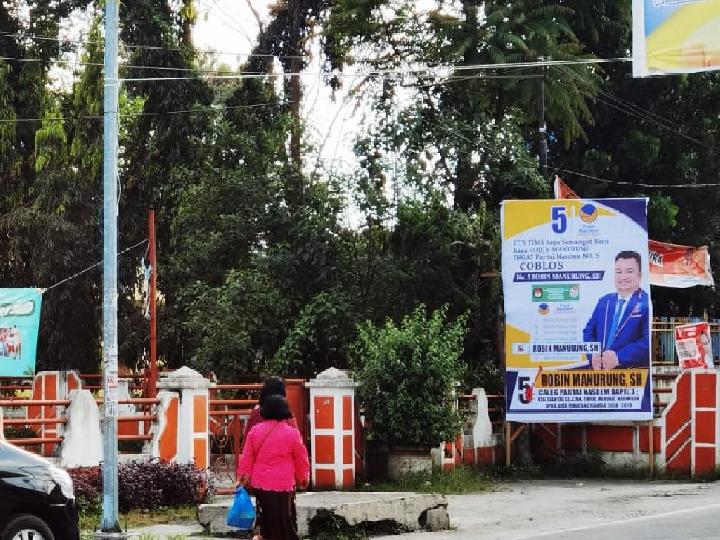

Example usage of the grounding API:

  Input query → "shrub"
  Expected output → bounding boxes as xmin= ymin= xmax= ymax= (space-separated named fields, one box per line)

xmin=68 ymin=460 xmax=211 ymax=513
xmin=68 ymin=466 xmax=101 ymax=515
xmin=352 ymin=305 xmax=467 ymax=449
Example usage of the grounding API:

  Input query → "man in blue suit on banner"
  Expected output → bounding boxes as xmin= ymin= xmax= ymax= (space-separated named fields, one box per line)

xmin=583 ymin=251 xmax=650 ymax=369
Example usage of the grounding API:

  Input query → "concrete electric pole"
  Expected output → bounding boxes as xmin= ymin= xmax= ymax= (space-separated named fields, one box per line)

xmin=100 ymin=0 xmax=121 ymax=533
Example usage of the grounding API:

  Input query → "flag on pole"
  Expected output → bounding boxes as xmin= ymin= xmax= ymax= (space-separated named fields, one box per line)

xmin=553 ymin=176 xmax=579 ymax=199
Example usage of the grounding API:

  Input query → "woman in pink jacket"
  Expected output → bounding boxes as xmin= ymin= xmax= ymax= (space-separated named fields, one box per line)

xmin=237 ymin=395 xmax=310 ymax=540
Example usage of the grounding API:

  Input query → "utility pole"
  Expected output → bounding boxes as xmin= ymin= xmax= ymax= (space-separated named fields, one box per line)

xmin=100 ymin=0 xmax=121 ymax=533
xmin=537 ymin=56 xmax=549 ymax=182
xmin=148 ymin=209 xmax=157 ymax=399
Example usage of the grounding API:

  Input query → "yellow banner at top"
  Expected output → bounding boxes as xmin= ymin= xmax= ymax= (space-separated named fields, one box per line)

xmin=633 ymin=0 xmax=720 ymax=77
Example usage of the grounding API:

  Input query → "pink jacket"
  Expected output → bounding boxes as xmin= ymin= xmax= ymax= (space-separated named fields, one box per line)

xmin=243 ymin=405 xmax=298 ymax=439
xmin=237 ymin=420 xmax=309 ymax=492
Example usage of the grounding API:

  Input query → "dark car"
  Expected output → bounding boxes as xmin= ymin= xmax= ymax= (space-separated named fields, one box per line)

xmin=0 ymin=439 xmax=79 ymax=540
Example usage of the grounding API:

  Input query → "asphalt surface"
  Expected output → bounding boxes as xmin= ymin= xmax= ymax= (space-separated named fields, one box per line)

xmin=373 ymin=479 xmax=720 ymax=540
xmin=134 ymin=479 xmax=720 ymax=539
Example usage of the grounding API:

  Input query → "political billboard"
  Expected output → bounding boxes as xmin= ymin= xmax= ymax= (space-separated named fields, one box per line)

xmin=0 ymin=288 xmax=43 ymax=377
xmin=501 ymin=199 xmax=653 ymax=422
xmin=633 ymin=0 xmax=720 ymax=77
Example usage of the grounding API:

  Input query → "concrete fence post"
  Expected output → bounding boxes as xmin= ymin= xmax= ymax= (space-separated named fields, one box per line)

xmin=153 ymin=367 xmax=214 ymax=469
xmin=306 ymin=367 xmax=359 ymax=489
xmin=59 ymin=390 xmax=102 ymax=468
xmin=470 ymin=388 xmax=496 ymax=464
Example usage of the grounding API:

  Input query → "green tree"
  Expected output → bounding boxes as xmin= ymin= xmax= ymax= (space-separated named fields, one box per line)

xmin=353 ymin=305 xmax=467 ymax=448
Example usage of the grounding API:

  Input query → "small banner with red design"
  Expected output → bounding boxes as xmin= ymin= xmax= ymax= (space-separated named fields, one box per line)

xmin=675 ymin=322 xmax=714 ymax=370
xmin=649 ymin=240 xmax=714 ymax=288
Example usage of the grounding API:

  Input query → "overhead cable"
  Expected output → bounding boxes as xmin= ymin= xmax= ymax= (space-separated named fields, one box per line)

xmin=0 ymin=30 xmax=307 ymax=59
xmin=0 ymin=101 xmax=290 ymax=124
xmin=44 ymin=238 xmax=148 ymax=292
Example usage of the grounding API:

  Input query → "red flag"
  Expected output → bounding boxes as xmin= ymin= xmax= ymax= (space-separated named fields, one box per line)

xmin=553 ymin=176 xmax=579 ymax=199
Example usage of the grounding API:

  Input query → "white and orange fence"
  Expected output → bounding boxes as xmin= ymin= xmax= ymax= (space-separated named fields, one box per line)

xmin=4 ymin=365 xmax=720 ymax=480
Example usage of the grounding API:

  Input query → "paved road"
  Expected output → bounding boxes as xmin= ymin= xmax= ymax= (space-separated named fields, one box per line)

xmin=135 ymin=479 xmax=720 ymax=539
xmin=372 ymin=479 xmax=720 ymax=540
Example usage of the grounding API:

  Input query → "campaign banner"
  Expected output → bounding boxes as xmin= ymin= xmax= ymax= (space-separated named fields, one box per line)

xmin=649 ymin=240 xmax=714 ymax=288
xmin=632 ymin=0 xmax=720 ymax=77
xmin=501 ymin=199 xmax=653 ymax=422
xmin=675 ymin=322 xmax=714 ymax=369
xmin=0 ymin=288 xmax=43 ymax=377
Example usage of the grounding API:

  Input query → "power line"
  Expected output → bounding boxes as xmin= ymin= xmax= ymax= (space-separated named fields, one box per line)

xmin=0 ymin=101 xmax=290 ymax=124
xmin=558 ymin=168 xmax=720 ymax=188
xmin=116 ymin=57 xmax=633 ymax=83
xmin=1 ymin=50 xmax=633 ymax=81
xmin=0 ymin=30 xmax=307 ymax=59
xmin=0 ymin=55 xmax=267 ymax=74
xmin=438 ymin=123 xmax=720 ymax=190
xmin=44 ymin=238 xmax=148 ymax=292
xmin=553 ymin=64 xmax=709 ymax=149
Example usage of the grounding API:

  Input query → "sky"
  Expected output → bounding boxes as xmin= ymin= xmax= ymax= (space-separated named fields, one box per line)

xmin=193 ymin=0 xmax=361 ymax=179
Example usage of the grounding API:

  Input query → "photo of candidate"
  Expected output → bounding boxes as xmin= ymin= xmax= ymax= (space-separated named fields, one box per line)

xmin=583 ymin=250 xmax=650 ymax=369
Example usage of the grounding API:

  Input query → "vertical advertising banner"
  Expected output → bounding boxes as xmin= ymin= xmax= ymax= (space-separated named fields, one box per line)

xmin=675 ymin=322 xmax=714 ymax=369
xmin=501 ymin=199 xmax=653 ymax=422
xmin=633 ymin=0 xmax=720 ymax=77
xmin=0 ymin=288 xmax=43 ymax=377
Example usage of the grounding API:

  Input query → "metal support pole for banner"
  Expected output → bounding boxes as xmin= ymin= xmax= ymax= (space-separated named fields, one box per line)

xmin=100 ymin=0 xmax=121 ymax=533
xmin=648 ymin=419 xmax=654 ymax=478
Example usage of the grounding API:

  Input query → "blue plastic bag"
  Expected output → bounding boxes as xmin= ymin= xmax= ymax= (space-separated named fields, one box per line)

xmin=226 ymin=486 xmax=256 ymax=530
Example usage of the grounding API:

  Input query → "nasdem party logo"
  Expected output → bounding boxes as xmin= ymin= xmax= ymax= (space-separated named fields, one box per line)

xmin=538 ymin=303 xmax=550 ymax=315
xmin=579 ymin=203 xmax=598 ymax=223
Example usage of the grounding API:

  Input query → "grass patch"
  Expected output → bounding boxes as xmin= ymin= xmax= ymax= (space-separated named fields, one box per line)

xmin=79 ymin=505 xmax=197 ymax=533
xmin=310 ymin=512 xmax=407 ymax=540
xmin=358 ymin=465 xmax=492 ymax=495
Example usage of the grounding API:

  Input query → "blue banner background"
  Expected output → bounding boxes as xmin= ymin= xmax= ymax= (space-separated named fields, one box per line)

xmin=0 ymin=288 xmax=43 ymax=377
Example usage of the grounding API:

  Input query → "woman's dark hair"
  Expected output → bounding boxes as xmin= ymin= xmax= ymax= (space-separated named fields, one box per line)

xmin=260 ymin=395 xmax=292 ymax=420
xmin=259 ymin=376 xmax=286 ymax=406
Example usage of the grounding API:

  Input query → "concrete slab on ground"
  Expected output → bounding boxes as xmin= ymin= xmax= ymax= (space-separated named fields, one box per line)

xmin=197 ymin=491 xmax=449 ymax=537
xmin=132 ymin=480 xmax=720 ymax=539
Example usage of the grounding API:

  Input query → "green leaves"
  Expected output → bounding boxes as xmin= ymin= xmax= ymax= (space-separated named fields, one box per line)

xmin=354 ymin=305 xmax=467 ymax=448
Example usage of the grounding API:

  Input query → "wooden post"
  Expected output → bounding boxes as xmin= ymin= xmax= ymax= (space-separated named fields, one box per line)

xmin=648 ymin=419 xmax=654 ymax=478
xmin=505 ymin=422 xmax=527 ymax=467
xmin=505 ymin=421 xmax=511 ymax=466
